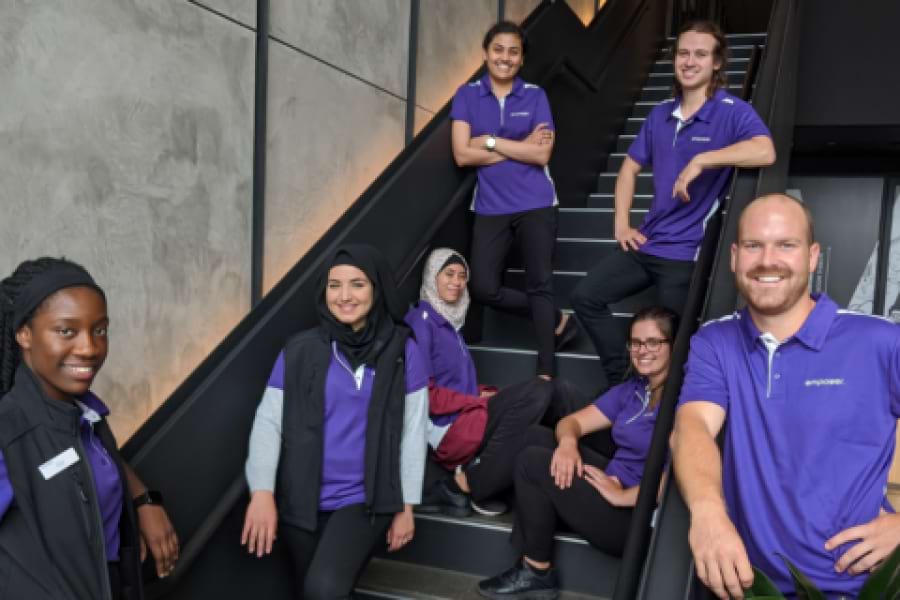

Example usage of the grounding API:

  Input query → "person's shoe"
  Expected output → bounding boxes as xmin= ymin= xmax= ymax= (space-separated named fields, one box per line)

xmin=470 ymin=497 xmax=508 ymax=517
xmin=433 ymin=478 xmax=472 ymax=518
xmin=554 ymin=314 xmax=579 ymax=351
xmin=477 ymin=560 xmax=559 ymax=599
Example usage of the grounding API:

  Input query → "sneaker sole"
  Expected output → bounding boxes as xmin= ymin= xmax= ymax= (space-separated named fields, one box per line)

xmin=471 ymin=503 xmax=507 ymax=517
xmin=477 ymin=587 xmax=560 ymax=600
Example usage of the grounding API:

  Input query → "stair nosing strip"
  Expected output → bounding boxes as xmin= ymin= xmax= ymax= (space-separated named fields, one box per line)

xmin=413 ymin=513 xmax=591 ymax=545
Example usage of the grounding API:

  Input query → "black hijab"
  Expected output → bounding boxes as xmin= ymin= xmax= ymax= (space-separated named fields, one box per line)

xmin=316 ymin=244 xmax=405 ymax=370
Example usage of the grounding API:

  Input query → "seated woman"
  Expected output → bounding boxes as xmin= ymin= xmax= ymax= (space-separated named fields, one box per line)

xmin=405 ymin=248 xmax=552 ymax=518
xmin=240 ymin=244 xmax=429 ymax=600
xmin=0 ymin=257 xmax=179 ymax=600
xmin=478 ymin=306 xmax=678 ymax=598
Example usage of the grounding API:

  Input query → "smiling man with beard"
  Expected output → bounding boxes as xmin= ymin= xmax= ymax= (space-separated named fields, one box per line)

xmin=671 ymin=194 xmax=900 ymax=599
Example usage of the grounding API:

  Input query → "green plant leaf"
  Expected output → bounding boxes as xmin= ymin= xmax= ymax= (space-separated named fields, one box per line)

xmin=858 ymin=543 xmax=900 ymax=599
xmin=776 ymin=553 xmax=826 ymax=600
xmin=745 ymin=566 xmax=785 ymax=598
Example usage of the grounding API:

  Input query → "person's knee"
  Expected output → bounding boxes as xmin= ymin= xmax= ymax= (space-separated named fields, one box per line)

xmin=303 ymin=569 xmax=352 ymax=600
xmin=570 ymin=280 xmax=605 ymax=314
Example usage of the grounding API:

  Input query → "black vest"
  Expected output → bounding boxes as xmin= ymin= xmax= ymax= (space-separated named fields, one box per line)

xmin=0 ymin=366 xmax=143 ymax=600
xmin=275 ymin=326 xmax=409 ymax=531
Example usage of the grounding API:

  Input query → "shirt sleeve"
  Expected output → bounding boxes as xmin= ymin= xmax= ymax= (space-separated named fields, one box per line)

xmin=405 ymin=310 xmax=435 ymax=379
xmin=404 ymin=338 xmax=431 ymax=394
xmin=450 ymin=85 xmax=470 ymax=123
xmin=244 ymin=354 xmax=286 ymax=493
xmin=0 ymin=451 xmax=13 ymax=523
xmin=399 ymin=386 xmax=428 ymax=504
xmin=730 ymin=100 xmax=772 ymax=142
xmin=534 ymin=88 xmax=555 ymax=132
xmin=627 ymin=113 xmax=653 ymax=168
xmin=593 ymin=383 xmax=626 ymax=422
xmin=678 ymin=328 xmax=729 ymax=410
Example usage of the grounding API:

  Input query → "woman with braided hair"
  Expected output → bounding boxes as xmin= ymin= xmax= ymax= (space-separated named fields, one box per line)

xmin=0 ymin=257 xmax=179 ymax=600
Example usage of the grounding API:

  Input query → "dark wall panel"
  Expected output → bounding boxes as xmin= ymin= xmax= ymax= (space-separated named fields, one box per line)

xmin=796 ymin=1 xmax=900 ymax=127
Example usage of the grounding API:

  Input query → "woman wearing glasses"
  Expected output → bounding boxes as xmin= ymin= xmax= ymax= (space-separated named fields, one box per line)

xmin=477 ymin=306 xmax=678 ymax=598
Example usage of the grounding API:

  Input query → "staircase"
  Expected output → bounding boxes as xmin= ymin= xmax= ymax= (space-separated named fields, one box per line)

xmin=354 ymin=32 xmax=767 ymax=599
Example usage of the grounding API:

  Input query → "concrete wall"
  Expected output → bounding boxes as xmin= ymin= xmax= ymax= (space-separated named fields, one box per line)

xmin=0 ymin=0 xmax=546 ymax=442
xmin=0 ymin=0 xmax=254 ymax=441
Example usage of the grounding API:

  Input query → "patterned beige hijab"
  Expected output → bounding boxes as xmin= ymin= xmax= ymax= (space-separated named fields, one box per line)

xmin=420 ymin=248 xmax=470 ymax=331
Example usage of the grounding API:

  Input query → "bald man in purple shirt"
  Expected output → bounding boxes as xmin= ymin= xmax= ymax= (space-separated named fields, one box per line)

xmin=673 ymin=194 xmax=900 ymax=599
xmin=571 ymin=20 xmax=775 ymax=388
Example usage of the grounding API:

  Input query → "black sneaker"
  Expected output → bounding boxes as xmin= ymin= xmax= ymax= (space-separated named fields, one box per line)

xmin=432 ymin=478 xmax=472 ymax=518
xmin=471 ymin=497 xmax=508 ymax=517
xmin=477 ymin=560 xmax=559 ymax=599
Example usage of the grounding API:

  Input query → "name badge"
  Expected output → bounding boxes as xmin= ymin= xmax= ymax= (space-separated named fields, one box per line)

xmin=38 ymin=447 xmax=80 ymax=480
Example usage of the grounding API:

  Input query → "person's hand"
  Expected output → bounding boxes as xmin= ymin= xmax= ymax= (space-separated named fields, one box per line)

xmin=614 ymin=223 xmax=647 ymax=251
xmin=480 ymin=389 xmax=497 ymax=398
xmin=136 ymin=504 xmax=180 ymax=578
xmin=386 ymin=506 xmax=415 ymax=552
xmin=583 ymin=466 xmax=631 ymax=507
xmin=688 ymin=501 xmax=754 ymax=599
xmin=826 ymin=511 xmax=900 ymax=575
xmin=241 ymin=490 xmax=278 ymax=558
xmin=672 ymin=158 xmax=705 ymax=202
xmin=525 ymin=123 xmax=553 ymax=145
xmin=550 ymin=440 xmax=582 ymax=489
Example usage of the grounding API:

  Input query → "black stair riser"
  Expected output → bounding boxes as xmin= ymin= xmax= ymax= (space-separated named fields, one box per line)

xmin=586 ymin=193 xmax=653 ymax=210
xmin=377 ymin=516 xmax=619 ymax=596
xmin=507 ymin=239 xmax=618 ymax=272
xmin=479 ymin=307 xmax=631 ymax=356
xmin=558 ymin=208 xmax=647 ymax=238
xmin=501 ymin=270 xmax=656 ymax=312
xmin=597 ymin=173 xmax=654 ymax=194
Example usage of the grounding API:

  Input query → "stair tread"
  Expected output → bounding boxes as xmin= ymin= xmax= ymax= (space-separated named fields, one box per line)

xmin=358 ymin=558 xmax=607 ymax=600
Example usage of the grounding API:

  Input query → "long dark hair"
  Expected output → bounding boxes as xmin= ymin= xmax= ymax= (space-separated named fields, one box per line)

xmin=0 ymin=257 xmax=96 ymax=396
xmin=670 ymin=19 xmax=728 ymax=98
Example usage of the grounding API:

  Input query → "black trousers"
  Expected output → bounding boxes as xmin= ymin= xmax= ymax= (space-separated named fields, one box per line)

xmin=513 ymin=426 xmax=633 ymax=563
xmin=280 ymin=504 xmax=391 ymax=599
xmin=570 ymin=248 xmax=694 ymax=386
xmin=465 ymin=378 xmax=553 ymax=502
xmin=469 ymin=206 xmax=559 ymax=376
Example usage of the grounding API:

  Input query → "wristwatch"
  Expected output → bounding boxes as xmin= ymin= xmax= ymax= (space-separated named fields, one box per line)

xmin=133 ymin=490 xmax=164 ymax=509
xmin=485 ymin=135 xmax=497 ymax=152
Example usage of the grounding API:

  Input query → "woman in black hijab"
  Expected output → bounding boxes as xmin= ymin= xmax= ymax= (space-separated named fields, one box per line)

xmin=241 ymin=244 xmax=429 ymax=599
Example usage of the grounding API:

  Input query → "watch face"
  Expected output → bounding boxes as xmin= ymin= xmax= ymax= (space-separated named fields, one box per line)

xmin=486 ymin=137 xmax=496 ymax=150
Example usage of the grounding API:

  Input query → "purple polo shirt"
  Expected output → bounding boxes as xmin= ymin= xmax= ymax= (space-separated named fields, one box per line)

xmin=267 ymin=338 xmax=428 ymax=511
xmin=592 ymin=377 xmax=658 ymax=488
xmin=679 ymin=294 xmax=900 ymax=596
xmin=404 ymin=301 xmax=478 ymax=427
xmin=628 ymin=89 xmax=770 ymax=261
xmin=451 ymin=73 xmax=557 ymax=216
xmin=0 ymin=392 xmax=124 ymax=561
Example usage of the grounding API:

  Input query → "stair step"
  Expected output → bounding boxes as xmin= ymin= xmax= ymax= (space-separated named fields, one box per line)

xmin=359 ymin=558 xmax=607 ymax=599
xmin=558 ymin=207 xmax=647 ymax=238
xmin=624 ymin=117 xmax=645 ymax=135
xmin=615 ymin=135 xmax=636 ymax=152
xmin=597 ymin=172 xmax=653 ymax=194
xmin=587 ymin=192 xmax=652 ymax=210
xmin=639 ymin=82 xmax=744 ymax=102
xmin=479 ymin=306 xmax=630 ymax=356
xmin=651 ymin=56 xmax=749 ymax=74
xmin=503 ymin=269 xmax=654 ymax=312
xmin=656 ymin=44 xmax=759 ymax=61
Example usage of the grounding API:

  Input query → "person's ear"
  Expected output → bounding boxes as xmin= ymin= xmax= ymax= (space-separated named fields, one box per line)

xmin=15 ymin=325 xmax=33 ymax=351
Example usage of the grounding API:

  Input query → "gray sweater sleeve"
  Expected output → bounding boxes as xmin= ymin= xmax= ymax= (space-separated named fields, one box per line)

xmin=400 ymin=386 xmax=429 ymax=505
xmin=244 ymin=387 xmax=283 ymax=492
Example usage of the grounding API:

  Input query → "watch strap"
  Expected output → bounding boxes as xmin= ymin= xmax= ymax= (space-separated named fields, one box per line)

xmin=133 ymin=490 xmax=164 ymax=509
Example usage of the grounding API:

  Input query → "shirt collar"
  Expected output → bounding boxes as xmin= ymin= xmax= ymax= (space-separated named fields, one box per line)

xmin=478 ymin=73 xmax=524 ymax=98
xmin=670 ymin=88 xmax=725 ymax=124
xmin=739 ymin=293 xmax=837 ymax=352
xmin=76 ymin=391 xmax=110 ymax=420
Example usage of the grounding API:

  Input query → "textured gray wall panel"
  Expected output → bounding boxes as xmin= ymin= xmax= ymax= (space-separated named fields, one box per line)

xmin=0 ymin=0 xmax=254 ymax=441
xmin=270 ymin=0 xmax=410 ymax=98
xmin=263 ymin=40 xmax=405 ymax=292
xmin=195 ymin=0 xmax=256 ymax=29
xmin=416 ymin=0 xmax=497 ymax=115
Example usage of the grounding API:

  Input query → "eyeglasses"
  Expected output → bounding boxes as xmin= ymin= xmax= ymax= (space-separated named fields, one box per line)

xmin=626 ymin=338 xmax=670 ymax=352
